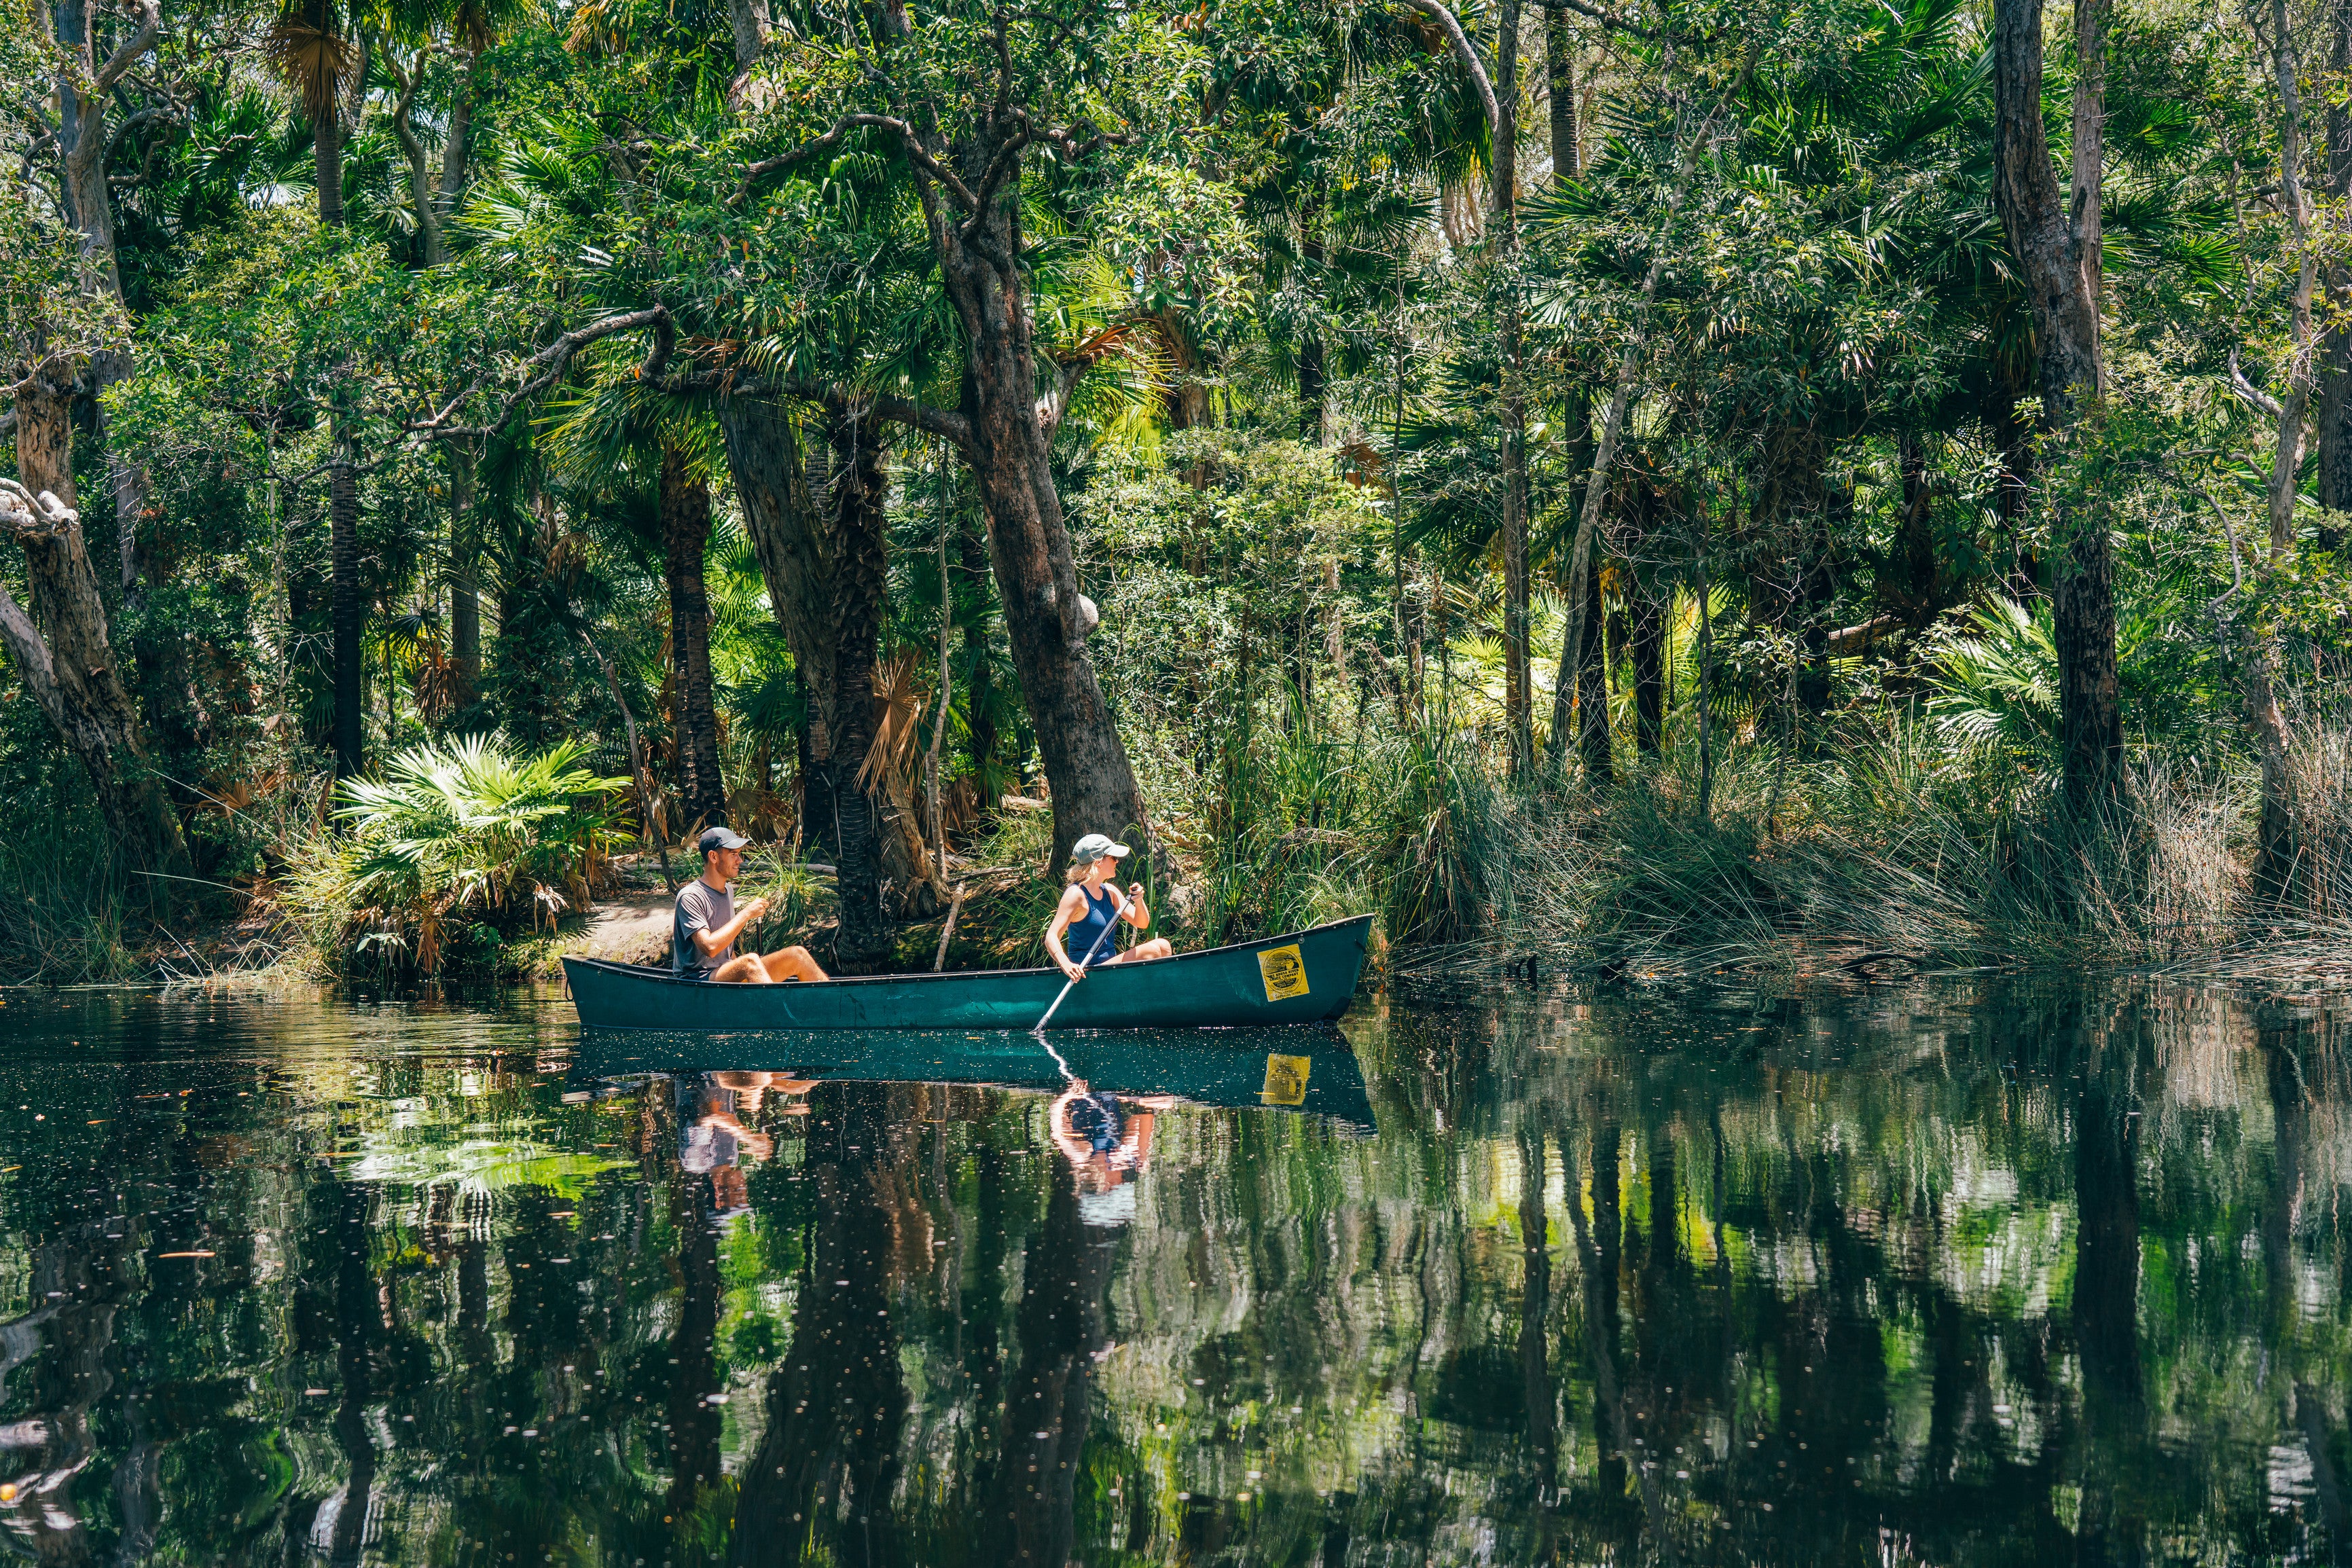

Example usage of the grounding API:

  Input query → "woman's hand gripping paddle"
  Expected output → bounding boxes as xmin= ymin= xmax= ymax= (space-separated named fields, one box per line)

xmin=1033 ymin=882 xmax=1133 ymax=1034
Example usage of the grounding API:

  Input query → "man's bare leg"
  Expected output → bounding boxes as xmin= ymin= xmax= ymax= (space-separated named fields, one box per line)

xmin=709 ymin=953 xmax=775 ymax=984
xmin=759 ymin=946 xmax=828 ymax=983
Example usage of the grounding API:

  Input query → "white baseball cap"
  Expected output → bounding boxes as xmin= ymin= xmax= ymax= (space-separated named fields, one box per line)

xmin=1069 ymin=833 xmax=1132 ymax=865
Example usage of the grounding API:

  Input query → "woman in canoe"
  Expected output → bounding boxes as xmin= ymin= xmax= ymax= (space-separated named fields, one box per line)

xmin=1046 ymin=833 xmax=1172 ymax=982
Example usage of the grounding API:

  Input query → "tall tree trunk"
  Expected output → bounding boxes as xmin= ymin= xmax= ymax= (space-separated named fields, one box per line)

xmin=1895 ymin=430 xmax=1939 ymax=623
xmin=1410 ymin=0 xmax=1530 ymax=771
xmin=329 ymin=421 xmax=364 ymax=778
xmin=662 ymin=441 xmax=727 ymax=833
xmin=1494 ymin=0 xmax=1532 ymax=776
xmin=1299 ymin=233 xmax=1329 ymax=443
xmin=388 ymin=57 xmax=444 ymax=267
xmin=1545 ymin=10 xmax=1578 ymax=181
xmin=2247 ymin=0 xmax=2319 ymax=894
xmin=5 ymin=378 xmax=189 ymax=872
xmin=935 ymin=187 xmax=1150 ymax=873
xmin=719 ymin=395 xmax=892 ymax=964
xmin=1576 ymin=549 xmax=1612 ymax=784
xmin=315 ymin=108 xmax=345 ymax=227
xmin=1629 ymin=579 xmax=1664 ymax=758
xmin=1991 ymin=0 xmax=2120 ymax=807
xmin=957 ymin=497 xmax=1000 ymax=808
xmin=439 ymin=47 xmax=478 ymax=240
xmin=824 ymin=404 xmax=891 ymax=970
xmin=448 ymin=443 xmax=480 ymax=690
xmin=1297 ymin=331 xmax=1327 ymax=445
xmin=2310 ymin=0 xmax=2352 ymax=551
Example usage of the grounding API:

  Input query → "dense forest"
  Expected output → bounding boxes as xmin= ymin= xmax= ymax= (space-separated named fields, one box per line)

xmin=3 ymin=0 xmax=2349 ymax=982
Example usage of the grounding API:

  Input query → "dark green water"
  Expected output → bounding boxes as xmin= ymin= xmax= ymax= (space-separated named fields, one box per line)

xmin=2 ymin=979 xmax=2349 ymax=1566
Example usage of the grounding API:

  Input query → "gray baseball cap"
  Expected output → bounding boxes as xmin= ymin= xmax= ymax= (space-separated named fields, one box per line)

xmin=1068 ymin=833 xmax=1132 ymax=866
xmin=697 ymin=826 xmax=751 ymax=854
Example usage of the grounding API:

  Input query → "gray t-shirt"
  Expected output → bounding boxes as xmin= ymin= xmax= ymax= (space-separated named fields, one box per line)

xmin=673 ymin=879 xmax=735 ymax=974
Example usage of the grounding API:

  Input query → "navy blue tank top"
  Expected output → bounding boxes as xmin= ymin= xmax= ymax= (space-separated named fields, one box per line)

xmin=1065 ymin=883 xmax=1120 ymax=965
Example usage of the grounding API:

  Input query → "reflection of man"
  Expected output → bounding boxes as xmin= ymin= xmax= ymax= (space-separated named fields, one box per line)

xmin=1047 ymin=1081 xmax=1174 ymax=1228
xmin=676 ymin=1074 xmax=778 ymax=1221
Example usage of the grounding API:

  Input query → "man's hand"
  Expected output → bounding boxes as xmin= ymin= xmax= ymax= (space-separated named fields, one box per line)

xmin=738 ymin=896 xmax=770 ymax=924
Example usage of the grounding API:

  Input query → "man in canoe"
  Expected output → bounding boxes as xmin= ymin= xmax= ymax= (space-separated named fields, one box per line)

xmin=674 ymin=826 xmax=830 ymax=983
xmin=1045 ymin=833 xmax=1172 ymax=982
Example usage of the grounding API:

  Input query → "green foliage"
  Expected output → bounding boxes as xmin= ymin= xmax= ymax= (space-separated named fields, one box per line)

xmin=1927 ymin=597 xmax=2060 ymax=751
xmin=294 ymin=735 xmax=629 ymax=978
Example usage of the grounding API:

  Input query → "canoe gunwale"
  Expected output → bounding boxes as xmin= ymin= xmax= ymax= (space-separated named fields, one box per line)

xmin=562 ymin=912 xmax=1375 ymax=991
xmin=560 ymin=913 xmax=1373 ymax=1030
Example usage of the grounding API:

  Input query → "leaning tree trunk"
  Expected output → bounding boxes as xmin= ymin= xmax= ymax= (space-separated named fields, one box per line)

xmin=5 ymin=373 xmax=189 ymax=873
xmin=937 ymin=197 xmax=1148 ymax=874
xmin=1991 ymin=0 xmax=2120 ymax=809
xmin=661 ymin=441 xmax=728 ymax=835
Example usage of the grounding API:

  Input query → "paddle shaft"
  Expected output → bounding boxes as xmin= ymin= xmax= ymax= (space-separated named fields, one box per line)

xmin=1033 ymin=882 xmax=1132 ymax=1033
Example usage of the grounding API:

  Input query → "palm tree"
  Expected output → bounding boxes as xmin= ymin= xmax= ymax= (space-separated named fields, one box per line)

xmin=269 ymin=0 xmax=371 ymax=773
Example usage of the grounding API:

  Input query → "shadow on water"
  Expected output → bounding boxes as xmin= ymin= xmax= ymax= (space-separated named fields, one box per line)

xmin=1 ymin=979 xmax=2351 ymax=1564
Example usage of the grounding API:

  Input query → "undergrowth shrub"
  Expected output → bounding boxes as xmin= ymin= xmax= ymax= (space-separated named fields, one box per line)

xmin=289 ymin=735 xmax=628 ymax=981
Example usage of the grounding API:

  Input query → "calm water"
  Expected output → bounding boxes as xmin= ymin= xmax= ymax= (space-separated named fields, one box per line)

xmin=1 ymin=978 xmax=2349 ymax=1565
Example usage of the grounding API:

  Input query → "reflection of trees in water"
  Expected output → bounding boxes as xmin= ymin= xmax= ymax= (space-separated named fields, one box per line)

xmin=4 ymin=988 xmax=2352 ymax=1564
xmin=729 ymin=1081 xmax=914 ymax=1567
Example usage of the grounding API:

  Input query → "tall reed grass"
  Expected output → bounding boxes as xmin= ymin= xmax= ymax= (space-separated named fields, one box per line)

xmin=1161 ymin=693 xmax=2352 ymax=981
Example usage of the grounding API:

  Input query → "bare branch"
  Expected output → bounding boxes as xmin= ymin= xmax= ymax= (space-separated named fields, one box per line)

xmin=0 ymin=479 xmax=79 ymax=541
xmin=1406 ymin=0 xmax=1502 ymax=143
xmin=103 ymin=103 xmax=178 ymax=170
xmin=1530 ymin=0 xmax=1663 ymax=39
xmin=2228 ymin=346 xmax=2286 ymax=420
xmin=92 ymin=0 xmax=162 ymax=95
xmin=738 ymin=111 xmax=979 ymax=210
xmin=412 ymin=306 xmax=673 ymax=439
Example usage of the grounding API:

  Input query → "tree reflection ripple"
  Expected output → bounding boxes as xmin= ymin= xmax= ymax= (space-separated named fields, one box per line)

xmin=0 ymin=980 xmax=2346 ymax=1565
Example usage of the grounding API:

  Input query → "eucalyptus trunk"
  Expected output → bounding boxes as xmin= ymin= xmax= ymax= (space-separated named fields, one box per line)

xmin=1991 ymin=0 xmax=2120 ymax=808
xmin=5 ymin=375 xmax=189 ymax=873
xmin=937 ymin=183 xmax=1148 ymax=872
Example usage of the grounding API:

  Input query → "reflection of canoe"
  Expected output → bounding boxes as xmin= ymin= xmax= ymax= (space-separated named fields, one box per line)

xmin=561 ymin=914 xmax=1373 ymax=1032
xmin=571 ymin=1025 xmax=1378 ymax=1132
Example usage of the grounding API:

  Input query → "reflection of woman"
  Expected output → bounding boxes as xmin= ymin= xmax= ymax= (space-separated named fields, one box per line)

xmin=1049 ymin=1080 xmax=1174 ymax=1228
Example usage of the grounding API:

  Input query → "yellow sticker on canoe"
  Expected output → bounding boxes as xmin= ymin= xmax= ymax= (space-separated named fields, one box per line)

xmin=1262 ymin=1053 xmax=1311 ymax=1106
xmin=1257 ymin=943 xmax=1310 ymax=1002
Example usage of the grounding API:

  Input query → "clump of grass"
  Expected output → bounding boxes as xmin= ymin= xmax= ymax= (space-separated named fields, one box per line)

xmin=1504 ymin=714 xmax=2261 ymax=974
xmin=0 ymin=835 xmax=146 ymax=983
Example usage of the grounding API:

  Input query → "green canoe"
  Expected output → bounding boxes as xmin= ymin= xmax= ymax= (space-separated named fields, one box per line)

xmin=570 ymin=1023 xmax=1377 ymax=1131
xmin=560 ymin=913 xmax=1373 ymax=1032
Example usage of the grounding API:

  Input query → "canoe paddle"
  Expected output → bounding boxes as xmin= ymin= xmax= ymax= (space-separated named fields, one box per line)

xmin=1033 ymin=883 xmax=1133 ymax=1034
